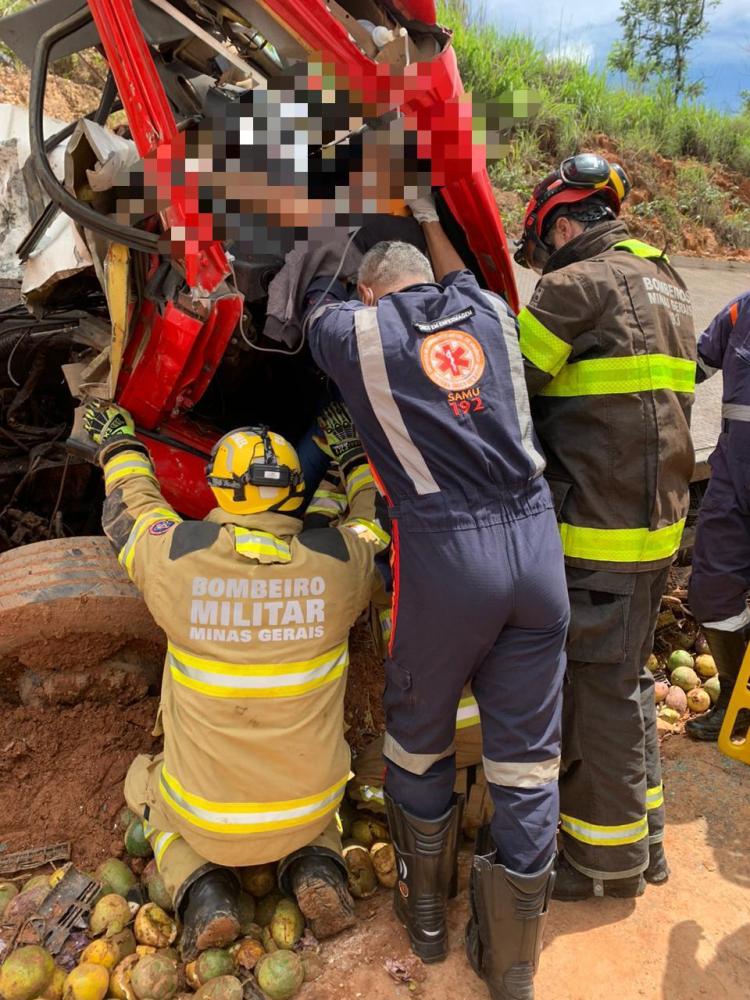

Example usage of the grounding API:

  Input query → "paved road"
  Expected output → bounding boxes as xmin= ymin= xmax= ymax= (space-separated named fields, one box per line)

xmin=513 ymin=256 xmax=750 ymax=474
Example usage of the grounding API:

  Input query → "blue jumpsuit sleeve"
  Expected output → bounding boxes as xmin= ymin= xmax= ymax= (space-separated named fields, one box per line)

xmin=304 ymin=278 xmax=364 ymax=383
xmin=696 ymin=302 xmax=737 ymax=381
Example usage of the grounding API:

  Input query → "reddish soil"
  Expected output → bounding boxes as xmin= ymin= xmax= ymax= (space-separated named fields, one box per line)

xmin=0 ymin=66 xmax=101 ymax=123
xmin=0 ymin=697 xmax=160 ymax=869
xmin=303 ymin=737 xmax=750 ymax=1000
xmin=0 ymin=623 xmax=381 ymax=871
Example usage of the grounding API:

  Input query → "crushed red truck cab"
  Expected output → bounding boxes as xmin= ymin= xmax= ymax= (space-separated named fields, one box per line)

xmin=0 ymin=0 xmax=517 ymax=521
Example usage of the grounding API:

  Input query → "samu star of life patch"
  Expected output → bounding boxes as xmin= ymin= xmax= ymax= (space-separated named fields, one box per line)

xmin=419 ymin=329 xmax=486 ymax=392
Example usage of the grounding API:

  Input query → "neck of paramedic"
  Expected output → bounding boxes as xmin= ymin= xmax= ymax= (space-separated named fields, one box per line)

xmin=357 ymin=275 xmax=430 ymax=305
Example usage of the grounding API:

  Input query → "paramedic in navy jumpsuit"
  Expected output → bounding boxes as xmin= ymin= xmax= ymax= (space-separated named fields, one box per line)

xmin=687 ymin=291 xmax=750 ymax=741
xmin=304 ymin=196 xmax=569 ymax=1000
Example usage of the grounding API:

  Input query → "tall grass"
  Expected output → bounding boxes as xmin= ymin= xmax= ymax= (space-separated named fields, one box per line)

xmin=438 ymin=0 xmax=750 ymax=177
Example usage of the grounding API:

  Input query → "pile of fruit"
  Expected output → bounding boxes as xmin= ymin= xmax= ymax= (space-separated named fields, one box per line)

xmin=0 ymin=810 xmax=397 ymax=1000
xmin=649 ymin=634 xmax=719 ymax=727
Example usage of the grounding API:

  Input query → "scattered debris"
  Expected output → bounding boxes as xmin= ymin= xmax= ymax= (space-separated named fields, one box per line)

xmin=0 ymin=844 xmax=71 ymax=876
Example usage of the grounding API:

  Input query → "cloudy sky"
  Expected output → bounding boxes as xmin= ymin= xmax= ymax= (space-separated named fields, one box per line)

xmin=478 ymin=0 xmax=749 ymax=111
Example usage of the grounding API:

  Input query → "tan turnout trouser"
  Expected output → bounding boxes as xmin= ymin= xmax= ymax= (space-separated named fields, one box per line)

xmin=125 ymin=754 xmax=343 ymax=904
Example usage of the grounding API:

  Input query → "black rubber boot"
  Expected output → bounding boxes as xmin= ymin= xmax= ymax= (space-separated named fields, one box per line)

xmin=178 ymin=867 xmax=241 ymax=961
xmin=644 ymin=841 xmax=670 ymax=885
xmin=384 ymin=792 xmax=463 ymax=963
xmin=284 ymin=851 xmax=356 ymax=939
xmin=465 ymin=830 xmax=555 ymax=1000
xmin=686 ymin=627 xmax=747 ymax=741
xmin=551 ymin=854 xmax=645 ymax=901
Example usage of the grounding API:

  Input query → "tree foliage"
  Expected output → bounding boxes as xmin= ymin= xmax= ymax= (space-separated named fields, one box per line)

xmin=608 ymin=0 xmax=720 ymax=101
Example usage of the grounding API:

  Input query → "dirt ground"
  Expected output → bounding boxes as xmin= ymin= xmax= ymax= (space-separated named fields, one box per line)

xmin=304 ymin=737 xmax=750 ymax=1000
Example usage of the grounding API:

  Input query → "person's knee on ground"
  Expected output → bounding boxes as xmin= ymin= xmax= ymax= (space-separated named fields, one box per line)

xmin=278 ymin=847 xmax=355 ymax=939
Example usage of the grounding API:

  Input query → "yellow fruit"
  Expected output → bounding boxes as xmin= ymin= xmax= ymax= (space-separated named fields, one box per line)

xmin=109 ymin=956 xmax=139 ymax=1000
xmin=184 ymin=963 xmax=200 ymax=991
xmin=80 ymin=940 xmax=119 ymax=971
xmin=0 ymin=946 xmax=55 ymax=1000
xmin=62 ymin=963 xmax=109 ymax=1000
xmin=42 ymin=967 xmax=67 ymax=1000
xmin=133 ymin=904 xmax=177 ymax=948
xmin=239 ymin=865 xmax=275 ymax=898
xmin=90 ymin=895 xmax=132 ymax=937
xmin=48 ymin=869 xmax=67 ymax=889
xmin=370 ymin=842 xmax=397 ymax=888
xmin=0 ymin=881 xmax=18 ymax=919
xmin=135 ymin=947 xmax=156 ymax=957
xmin=130 ymin=954 xmax=179 ymax=1000
xmin=270 ymin=901 xmax=304 ymax=950
xmin=343 ymin=844 xmax=377 ymax=898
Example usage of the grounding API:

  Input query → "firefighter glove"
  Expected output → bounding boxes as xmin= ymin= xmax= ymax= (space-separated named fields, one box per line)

xmin=407 ymin=194 xmax=439 ymax=225
xmin=319 ymin=402 xmax=365 ymax=472
xmin=83 ymin=402 xmax=136 ymax=445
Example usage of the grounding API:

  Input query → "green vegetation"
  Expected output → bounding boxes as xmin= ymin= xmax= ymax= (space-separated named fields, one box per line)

xmin=438 ymin=0 xmax=750 ymax=250
xmin=609 ymin=0 xmax=719 ymax=101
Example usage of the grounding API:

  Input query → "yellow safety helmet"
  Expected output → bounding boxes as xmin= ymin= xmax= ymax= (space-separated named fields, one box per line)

xmin=206 ymin=426 xmax=305 ymax=515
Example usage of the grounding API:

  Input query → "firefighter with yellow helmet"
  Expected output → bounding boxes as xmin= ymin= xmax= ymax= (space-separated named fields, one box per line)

xmin=80 ymin=400 xmax=388 ymax=959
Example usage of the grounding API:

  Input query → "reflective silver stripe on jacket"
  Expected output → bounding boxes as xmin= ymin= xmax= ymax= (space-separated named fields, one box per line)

xmin=383 ymin=732 xmax=455 ymax=775
xmin=482 ymin=755 xmax=561 ymax=788
xmin=722 ymin=403 xmax=750 ymax=422
xmin=354 ymin=308 xmax=441 ymax=496
xmin=481 ymin=291 xmax=546 ymax=478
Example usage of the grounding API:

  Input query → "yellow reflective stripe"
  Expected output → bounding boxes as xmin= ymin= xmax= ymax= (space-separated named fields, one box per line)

xmin=359 ymin=784 xmax=385 ymax=806
xmin=378 ymin=608 xmax=392 ymax=644
xmin=614 ymin=238 xmax=668 ymax=261
xmin=560 ymin=812 xmax=648 ymax=847
xmin=306 ymin=492 xmax=346 ymax=517
xmin=344 ymin=517 xmax=390 ymax=549
xmin=153 ymin=832 xmax=179 ymax=866
xmin=559 ymin=517 xmax=686 ymax=564
xmin=646 ymin=784 xmax=664 ymax=810
xmin=104 ymin=452 xmax=157 ymax=489
xmin=456 ymin=694 xmax=480 ymax=730
xmin=345 ymin=463 xmax=374 ymax=499
xmin=518 ymin=307 xmax=572 ymax=377
xmin=143 ymin=820 xmax=179 ymax=866
xmin=159 ymin=766 xmax=348 ymax=834
xmin=540 ymin=354 xmax=696 ymax=397
xmin=118 ymin=506 xmax=179 ymax=577
xmin=233 ymin=528 xmax=291 ymax=563
xmin=167 ymin=639 xmax=349 ymax=699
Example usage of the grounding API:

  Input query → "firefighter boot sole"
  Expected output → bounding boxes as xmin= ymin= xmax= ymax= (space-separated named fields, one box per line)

xmin=295 ymin=872 xmax=356 ymax=939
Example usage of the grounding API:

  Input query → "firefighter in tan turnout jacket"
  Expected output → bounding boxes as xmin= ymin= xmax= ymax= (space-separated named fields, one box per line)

xmin=81 ymin=400 xmax=388 ymax=958
xmin=515 ymin=154 xmax=696 ymax=900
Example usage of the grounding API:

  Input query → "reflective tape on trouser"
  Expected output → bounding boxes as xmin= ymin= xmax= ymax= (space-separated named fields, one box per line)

xmin=540 ymin=353 xmax=696 ymax=397
xmin=167 ymin=639 xmax=349 ymax=699
xmin=559 ymin=518 xmax=686 ymax=564
xmin=159 ymin=767 xmax=348 ymax=834
xmin=143 ymin=819 xmax=180 ymax=866
xmin=560 ymin=812 xmax=648 ymax=847
xmin=383 ymin=732 xmax=455 ymax=776
xmin=232 ymin=528 xmax=291 ymax=562
xmin=518 ymin=307 xmax=572 ymax=377
xmin=104 ymin=450 xmax=157 ymax=490
xmin=378 ymin=609 xmax=392 ymax=646
xmin=646 ymin=784 xmax=664 ymax=811
xmin=482 ymin=754 xmax=560 ymax=788
xmin=722 ymin=403 xmax=750 ymax=421
xmin=358 ymin=784 xmax=385 ymax=806
xmin=456 ymin=694 xmax=480 ymax=730
xmin=118 ymin=506 xmax=180 ymax=577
